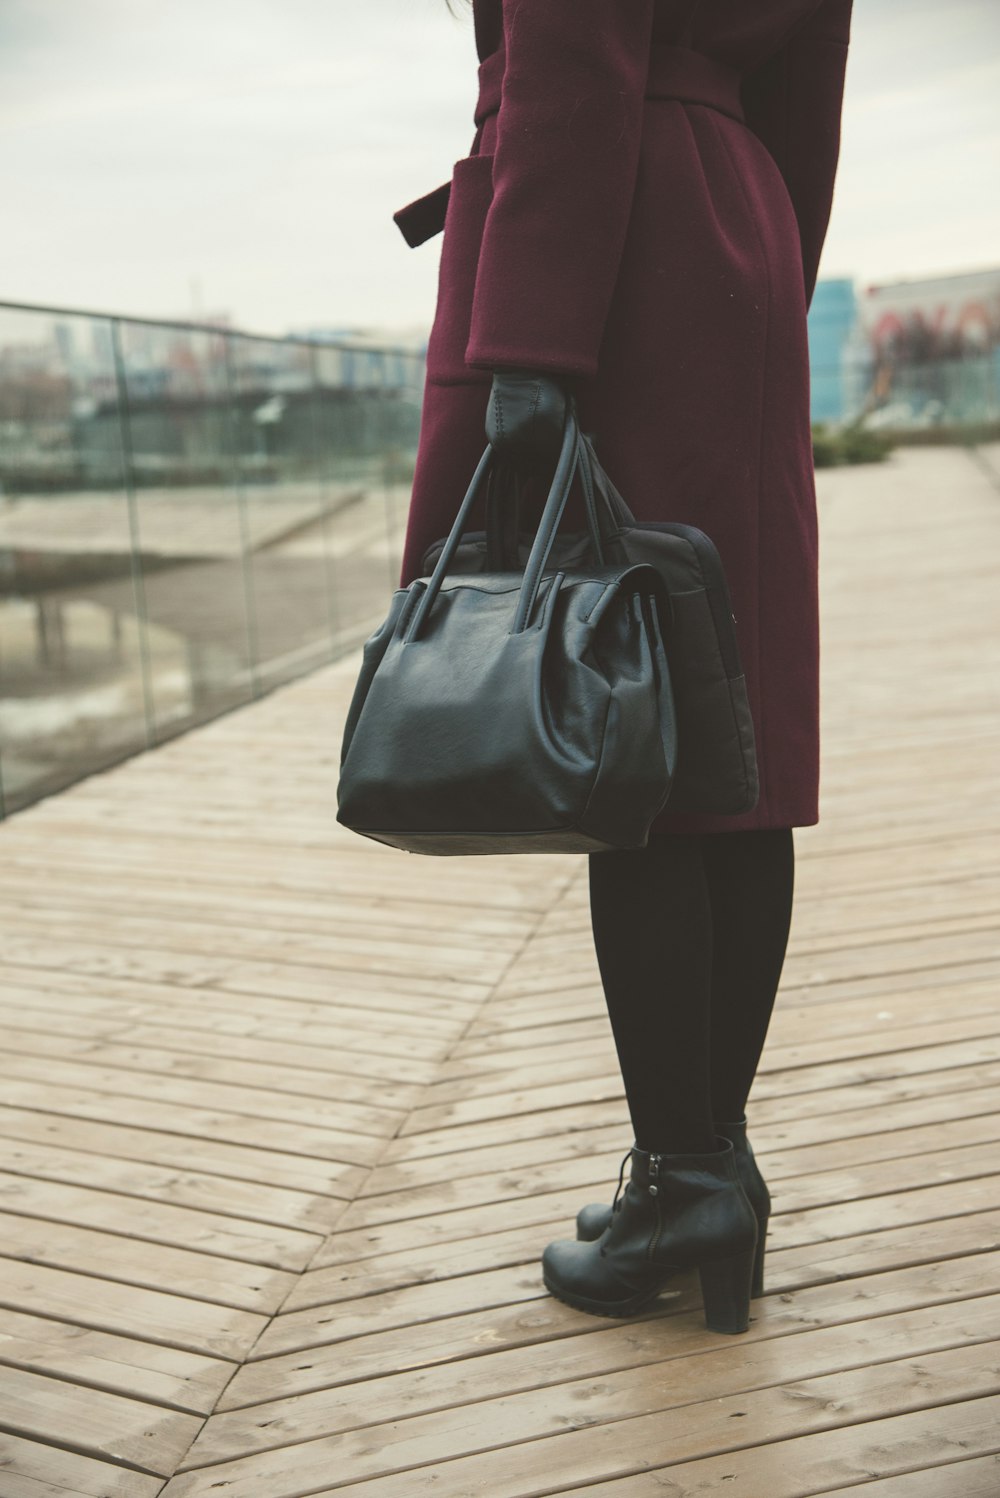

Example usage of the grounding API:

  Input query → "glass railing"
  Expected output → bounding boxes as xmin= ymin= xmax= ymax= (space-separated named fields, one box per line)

xmin=2 ymin=297 xmax=995 ymax=817
xmin=0 ymin=301 xmax=424 ymax=817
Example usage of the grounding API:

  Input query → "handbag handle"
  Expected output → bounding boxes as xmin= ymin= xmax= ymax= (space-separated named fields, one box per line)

xmin=486 ymin=427 xmax=610 ymax=569
xmin=405 ymin=397 xmax=585 ymax=642
xmin=577 ymin=431 xmax=638 ymax=530
xmin=404 ymin=437 xmax=496 ymax=642
xmin=485 ymin=459 xmax=526 ymax=570
xmin=484 ymin=426 xmax=637 ymax=570
xmin=511 ymin=402 xmax=583 ymax=632
xmin=485 ymin=428 xmax=610 ymax=572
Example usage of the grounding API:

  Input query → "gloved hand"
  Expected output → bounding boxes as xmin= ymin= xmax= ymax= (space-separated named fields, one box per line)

xmin=485 ymin=367 xmax=571 ymax=470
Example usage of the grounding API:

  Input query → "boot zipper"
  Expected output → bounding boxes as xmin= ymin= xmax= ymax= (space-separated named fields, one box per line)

xmin=647 ymin=1152 xmax=662 ymax=1260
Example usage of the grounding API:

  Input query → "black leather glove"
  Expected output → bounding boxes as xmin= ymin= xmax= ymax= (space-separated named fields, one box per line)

xmin=485 ymin=367 xmax=570 ymax=470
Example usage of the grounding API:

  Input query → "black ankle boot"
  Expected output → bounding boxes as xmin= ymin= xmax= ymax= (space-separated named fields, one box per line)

xmin=575 ymin=1115 xmax=771 ymax=1296
xmin=542 ymin=1135 xmax=758 ymax=1331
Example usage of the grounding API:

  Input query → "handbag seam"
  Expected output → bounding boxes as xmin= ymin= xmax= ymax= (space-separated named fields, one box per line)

xmin=580 ymin=680 xmax=616 ymax=830
xmin=430 ymin=581 xmax=524 ymax=595
xmin=581 ymin=581 xmax=618 ymax=625
xmin=396 ymin=584 xmax=425 ymax=638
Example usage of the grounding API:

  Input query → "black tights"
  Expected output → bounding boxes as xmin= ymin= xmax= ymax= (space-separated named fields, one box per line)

xmin=587 ymin=828 xmax=795 ymax=1155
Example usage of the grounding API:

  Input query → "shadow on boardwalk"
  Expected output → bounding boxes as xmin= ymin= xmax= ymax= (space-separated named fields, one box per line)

xmin=0 ymin=445 xmax=999 ymax=1496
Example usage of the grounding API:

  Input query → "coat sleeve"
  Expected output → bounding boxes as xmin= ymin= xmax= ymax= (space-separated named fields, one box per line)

xmin=464 ymin=0 xmax=655 ymax=381
xmin=740 ymin=0 xmax=853 ymax=312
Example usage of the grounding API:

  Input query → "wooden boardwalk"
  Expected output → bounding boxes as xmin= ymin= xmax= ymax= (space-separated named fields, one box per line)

xmin=0 ymin=443 xmax=999 ymax=1496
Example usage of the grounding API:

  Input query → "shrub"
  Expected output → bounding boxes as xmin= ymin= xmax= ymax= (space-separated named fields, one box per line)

xmin=812 ymin=420 xmax=895 ymax=466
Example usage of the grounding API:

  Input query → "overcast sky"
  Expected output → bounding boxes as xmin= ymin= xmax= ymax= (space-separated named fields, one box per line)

xmin=1 ymin=0 xmax=998 ymax=338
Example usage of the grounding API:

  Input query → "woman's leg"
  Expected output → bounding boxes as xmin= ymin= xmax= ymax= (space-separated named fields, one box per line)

xmin=587 ymin=831 xmax=716 ymax=1155
xmin=587 ymin=827 xmax=796 ymax=1149
xmin=701 ymin=828 xmax=796 ymax=1119
xmin=550 ymin=832 xmax=764 ymax=1325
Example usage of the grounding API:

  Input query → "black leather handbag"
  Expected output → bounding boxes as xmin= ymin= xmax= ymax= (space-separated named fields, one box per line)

xmin=421 ymin=425 xmax=759 ymax=816
xmin=336 ymin=401 xmax=678 ymax=854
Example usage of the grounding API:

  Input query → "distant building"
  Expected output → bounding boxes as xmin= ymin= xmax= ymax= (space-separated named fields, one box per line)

xmin=862 ymin=266 xmax=1000 ymax=360
xmin=807 ymin=278 xmax=859 ymax=424
xmin=808 ymin=265 xmax=1000 ymax=427
xmin=289 ymin=325 xmax=427 ymax=391
xmin=859 ymin=266 xmax=1000 ymax=427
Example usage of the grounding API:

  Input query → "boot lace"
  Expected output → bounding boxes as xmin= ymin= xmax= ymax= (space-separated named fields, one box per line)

xmin=611 ymin=1145 xmax=634 ymax=1215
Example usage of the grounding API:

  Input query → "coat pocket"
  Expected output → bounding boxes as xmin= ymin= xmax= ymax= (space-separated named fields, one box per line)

xmin=424 ymin=152 xmax=495 ymax=383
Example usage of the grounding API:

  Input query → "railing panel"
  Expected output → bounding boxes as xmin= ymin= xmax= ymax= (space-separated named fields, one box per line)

xmin=0 ymin=303 xmax=421 ymax=817
xmin=0 ymin=307 xmax=151 ymax=814
xmin=111 ymin=317 xmax=257 ymax=738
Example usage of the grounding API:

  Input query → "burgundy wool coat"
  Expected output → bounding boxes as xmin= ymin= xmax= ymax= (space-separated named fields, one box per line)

xmin=393 ymin=0 xmax=853 ymax=834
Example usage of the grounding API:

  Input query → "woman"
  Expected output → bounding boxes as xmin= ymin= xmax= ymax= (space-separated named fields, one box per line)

xmin=393 ymin=0 xmax=852 ymax=1331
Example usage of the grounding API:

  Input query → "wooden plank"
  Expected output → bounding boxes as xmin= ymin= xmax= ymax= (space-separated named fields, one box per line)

xmin=308 ymin=1168 xmax=1000 ymax=1281
xmin=536 ymin=904 xmax=1000 ymax=961
xmin=161 ymin=1343 xmax=1000 ymax=1496
xmin=0 ymin=980 xmax=446 ymax=1074
xmin=0 ymin=1112 xmax=360 ymax=1210
xmin=811 ymin=1454 xmax=1000 ymax=1495
xmin=543 ymin=869 xmax=1000 ymax=937
xmin=461 ymin=960 xmax=1000 ymax=1032
xmin=335 ymin=1135 xmax=1000 ymax=1233
xmin=0 ymin=1258 xmax=263 ymax=1359
xmin=0 ymin=1033 xmax=405 ymax=1139
xmin=0 ymin=905 xmax=520 ymax=985
xmin=441 ymin=1003 xmax=1000 ymax=1073
xmin=258 ymin=1172 xmax=1000 ymax=1347
xmin=0 ymin=1003 xmax=433 ymax=1098
xmin=0 ymin=1213 xmax=295 ymax=1313
xmin=378 ymin=1074 xmax=1000 ymax=1162
xmin=387 ymin=1057 xmax=1000 ymax=1148
xmin=328 ymin=1127 xmax=1000 ymax=1248
xmin=0 ymin=1170 xmax=321 ymax=1269
xmin=0 ymin=1078 xmax=383 ymax=1167
xmin=773 ymin=1173 xmax=1000 ymax=1254
xmin=0 ymin=1307 xmax=230 ymax=1413
xmin=349 ymin=1106 xmax=999 ymax=1204
xmin=441 ymin=984 xmax=1000 ymax=1066
xmin=522 ymin=1398 xmax=1000 ymax=1498
xmin=0 ymin=1365 xmax=202 ymax=1475
xmin=0 ymin=1049 xmax=401 ymax=1142
xmin=0 ymin=930 xmax=492 ymax=1011
xmin=0 ymin=837 xmax=562 ymax=910
xmin=226 ymin=1250 xmax=1000 ymax=1393
xmin=475 ymin=926 xmax=1000 ymax=1004
xmin=0 ymin=963 xmax=467 ymax=1055
xmin=0 ymin=1432 xmax=163 ymax=1497
xmin=292 ymin=1203 xmax=1000 ymax=1314
xmin=0 ymin=876 xmax=587 ymax=942
xmin=177 ymin=1293 xmax=1000 ymax=1471
xmin=425 ymin=1031 xmax=1000 ymax=1107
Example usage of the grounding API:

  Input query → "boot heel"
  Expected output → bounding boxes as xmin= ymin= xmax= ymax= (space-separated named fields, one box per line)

xmin=752 ymin=1214 xmax=768 ymax=1298
xmin=698 ymin=1242 xmax=755 ymax=1334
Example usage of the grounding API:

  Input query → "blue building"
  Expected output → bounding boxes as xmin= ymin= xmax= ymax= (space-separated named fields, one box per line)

xmin=807 ymin=277 xmax=858 ymax=424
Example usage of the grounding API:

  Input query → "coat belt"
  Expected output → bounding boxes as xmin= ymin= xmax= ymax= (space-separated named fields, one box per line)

xmin=393 ymin=42 xmax=746 ymax=249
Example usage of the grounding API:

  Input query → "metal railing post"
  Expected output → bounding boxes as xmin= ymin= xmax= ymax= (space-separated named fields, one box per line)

xmin=110 ymin=317 xmax=157 ymax=747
